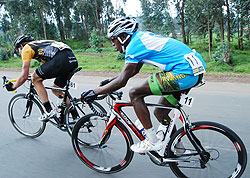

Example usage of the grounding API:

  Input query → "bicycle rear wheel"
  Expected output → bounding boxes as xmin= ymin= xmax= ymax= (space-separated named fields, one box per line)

xmin=8 ymin=93 xmax=46 ymax=138
xmin=65 ymin=101 xmax=106 ymax=136
xmin=167 ymin=121 xmax=247 ymax=178
xmin=72 ymin=113 xmax=134 ymax=173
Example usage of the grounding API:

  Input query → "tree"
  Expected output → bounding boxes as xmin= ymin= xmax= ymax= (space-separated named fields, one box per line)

xmin=140 ymin=0 xmax=173 ymax=36
xmin=232 ymin=0 xmax=250 ymax=50
xmin=225 ymin=0 xmax=231 ymax=42
xmin=175 ymin=0 xmax=186 ymax=44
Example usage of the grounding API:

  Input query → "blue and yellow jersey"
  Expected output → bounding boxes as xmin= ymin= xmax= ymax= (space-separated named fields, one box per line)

xmin=125 ymin=31 xmax=206 ymax=75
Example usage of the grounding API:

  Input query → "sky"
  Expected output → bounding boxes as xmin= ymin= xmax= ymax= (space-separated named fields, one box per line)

xmin=113 ymin=0 xmax=177 ymax=17
xmin=0 ymin=0 xmax=177 ymax=23
xmin=123 ymin=0 xmax=142 ymax=16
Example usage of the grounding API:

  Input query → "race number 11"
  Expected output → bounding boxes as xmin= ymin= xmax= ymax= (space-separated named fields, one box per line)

xmin=179 ymin=94 xmax=194 ymax=107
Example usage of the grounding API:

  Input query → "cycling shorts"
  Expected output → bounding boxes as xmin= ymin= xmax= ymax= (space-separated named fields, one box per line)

xmin=35 ymin=49 xmax=78 ymax=88
xmin=148 ymin=71 xmax=199 ymax=106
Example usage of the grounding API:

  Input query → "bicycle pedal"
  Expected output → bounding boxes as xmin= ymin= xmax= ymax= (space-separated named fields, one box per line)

xmin=139 ymin=153 xmax=146 ymax=155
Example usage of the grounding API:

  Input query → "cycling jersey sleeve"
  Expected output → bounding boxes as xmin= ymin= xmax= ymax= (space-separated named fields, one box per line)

xmin=22 ymin=44 xmax=35 ymax=62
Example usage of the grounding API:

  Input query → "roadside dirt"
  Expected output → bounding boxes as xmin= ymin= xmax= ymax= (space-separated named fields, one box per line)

xmin=76 ymin=70 xmax=250 ymax=83
xmin=1 ymin=68 xmax=250 ymax=83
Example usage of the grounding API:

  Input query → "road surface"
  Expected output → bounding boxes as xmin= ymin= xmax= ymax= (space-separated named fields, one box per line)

xmin=0 ymin=70 xmax=249 ymax=178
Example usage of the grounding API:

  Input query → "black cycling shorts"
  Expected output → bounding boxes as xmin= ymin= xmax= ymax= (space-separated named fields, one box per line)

xmin=35 ymin=49 xmax=78 ymax=88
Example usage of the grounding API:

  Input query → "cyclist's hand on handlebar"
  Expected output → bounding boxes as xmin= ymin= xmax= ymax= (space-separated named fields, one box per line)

xmin=80 ymin=90 xmax=97 ymax=103
xmin=5 ymin=82 xmax=15 ymax=91
xmin=99 ymin=79 xmax=110 ymax=87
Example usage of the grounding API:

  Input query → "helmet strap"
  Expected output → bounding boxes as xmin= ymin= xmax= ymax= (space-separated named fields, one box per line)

xmin=117 ymin=34 xmax=131 ymax=54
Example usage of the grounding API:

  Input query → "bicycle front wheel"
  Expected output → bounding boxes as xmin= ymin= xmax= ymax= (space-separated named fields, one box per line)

xmin=72 ymin=113 xmax=134 ymax=173
xmin=167 ymin=121 xmax=247 ymax=178
xmin=8 ymin=94 xmax=46 ymax=138
xmin=65 ymin=101 xmax=106 ymax=136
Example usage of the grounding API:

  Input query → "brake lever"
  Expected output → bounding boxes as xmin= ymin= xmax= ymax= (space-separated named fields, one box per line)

xmin=2 ymin=76 xmax=17 ymax=93
xmin=2 ymin=76 xmax=7 ymax=87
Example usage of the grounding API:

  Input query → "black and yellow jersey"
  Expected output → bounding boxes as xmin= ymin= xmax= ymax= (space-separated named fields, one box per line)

xmin=21 ymin=40 xmax=71 ymax=63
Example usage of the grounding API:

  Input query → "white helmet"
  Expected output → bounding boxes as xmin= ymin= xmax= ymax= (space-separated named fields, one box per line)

xmin=108 ymin=17 xmax=138 ymax=53
xmin=107 ymin=17 xmax=138 ymax=38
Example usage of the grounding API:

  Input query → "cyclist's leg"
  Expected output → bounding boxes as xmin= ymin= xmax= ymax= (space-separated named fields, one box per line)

xmin=154 ymin=72 xmax=203 ymax=127
xmin=52 ymin=49 xmax=78 ymax=98
xmin=34 ymin=50 xmax=78 ymax=111
xmin=154 ymin=96 xmax=177 ymax=134
xmin=32 ymin=72 xmax=48 ymax=103
xmin=129 ymin=79 xmax=153 ymax=129
xmin=33 ymin=59 xmax=58 ymax=113
xmin=52 ymin=50 xmax=78 ymax=119
xmin=129 ymin=79 xmax=163 ymax=152
xmin=150 ymin=71 xmax=198 ymax=134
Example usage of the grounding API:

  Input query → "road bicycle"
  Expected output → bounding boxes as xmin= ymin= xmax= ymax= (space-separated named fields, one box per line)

xmin=71 ymin=89 xmax=247 ymax=177
xmin=2 ymin=67 xmax=106 ymax=138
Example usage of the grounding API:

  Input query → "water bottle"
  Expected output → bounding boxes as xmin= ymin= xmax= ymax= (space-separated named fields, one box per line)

xmin=156 ymin=121 xmax=169 ymax=141
xmin=135 ymin=119 xmax=146 ymax=137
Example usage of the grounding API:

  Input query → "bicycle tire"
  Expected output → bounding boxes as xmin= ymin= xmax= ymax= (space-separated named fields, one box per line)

xmin=8 ymin=93 xmax=46 ymax=138
xmin=65 ymin=101 xmax=106 ymax=136
xmin=72 ymin=113 xmax=134 ymax=173
xmin=167 ymin=121 xmax=247 ymax=178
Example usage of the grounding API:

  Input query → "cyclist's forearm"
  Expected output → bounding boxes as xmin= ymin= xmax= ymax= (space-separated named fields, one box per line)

xmin=94 ymin=63 xmax=138 ymax=95
xmin=13 ymin=62 xmax=30 ymax=89
xmin=94 ymin=77 xmax=127 ymax=95
xmin=13 ymin=75 xmax=27 ymax=89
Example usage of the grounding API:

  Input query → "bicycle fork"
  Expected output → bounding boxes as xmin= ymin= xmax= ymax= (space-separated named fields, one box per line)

xmin=23 ymin=94 xmax=35 ymax=118
xmin=98 ymin=112 xmax=117 ymax=147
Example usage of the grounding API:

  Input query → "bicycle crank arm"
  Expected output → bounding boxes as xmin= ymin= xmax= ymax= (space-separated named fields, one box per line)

xmin=162 ymin=158 xmax=200 ymax=164
xmin=147 ymin=151 xmax=164 ymax=165
xmin=147 ymin=151 xmax=199 ymax=166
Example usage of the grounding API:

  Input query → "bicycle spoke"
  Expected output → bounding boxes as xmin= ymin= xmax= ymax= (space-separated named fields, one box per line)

xmin=8 ymin=94 xmax=46 ymax=138
xmin=65 ymin=101 xmax=106 ymax=136
xmin=72 ymin=113 xmax=134 ymax=173
xmin=168 ymin=122 xmax=247 ymax=178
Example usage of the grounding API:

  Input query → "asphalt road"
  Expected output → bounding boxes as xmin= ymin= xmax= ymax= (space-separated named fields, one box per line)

xmin=0 ymin=70 xmax=249 ymax=178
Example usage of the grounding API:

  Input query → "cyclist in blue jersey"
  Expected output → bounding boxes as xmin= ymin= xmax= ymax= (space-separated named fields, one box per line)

xmin=81 ymin=17 xmax=206 ymax=153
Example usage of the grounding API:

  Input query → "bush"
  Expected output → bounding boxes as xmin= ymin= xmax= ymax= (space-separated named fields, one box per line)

xmin=64 ymin=39 xmax=88 ymax=50
xmin=117 ymin=53 xmax=125 ymax=60
xmin=90 ymin=29 xmax=105 ymax=53
xmin=30 ymin=61 xmax=40 ymax=68
xmin=0 ymin=48 xmax=10 ymax=61
xmin=211 ymin=42 xmax=233 ymax=64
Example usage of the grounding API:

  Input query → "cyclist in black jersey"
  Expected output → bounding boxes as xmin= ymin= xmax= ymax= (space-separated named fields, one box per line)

xmin=5 ymin=34 xmax=78 ymax=121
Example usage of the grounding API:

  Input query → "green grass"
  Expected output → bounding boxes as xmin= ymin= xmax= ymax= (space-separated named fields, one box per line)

xmin=1 ymin=42 xmax=250 ymax=75
xmin=202 ymin=50 xmax=250 ymax=74
xmin=0 ymin=58 xmax=41 ymax=69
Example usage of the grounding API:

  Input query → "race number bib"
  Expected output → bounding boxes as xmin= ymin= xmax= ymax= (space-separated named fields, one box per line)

xmin=179 ymin=94 xmax=194 ymax=107
xmin=184 ymin=52 xmax=205 ymax=76
xmin=69 ymin=81 xmax=77 ymax=89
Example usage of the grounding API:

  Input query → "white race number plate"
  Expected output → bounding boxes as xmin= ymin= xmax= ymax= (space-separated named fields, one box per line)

xmin=179 ymin=94 xmax=194 ymax=107
xmin=69 ymin=81 xmax=77 ymax=89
